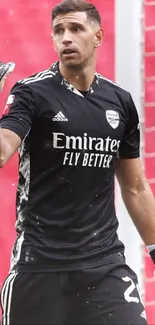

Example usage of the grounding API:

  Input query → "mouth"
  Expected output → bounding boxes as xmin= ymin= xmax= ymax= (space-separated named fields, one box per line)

xmin=62 ymin=49 xmax=77 ymax=56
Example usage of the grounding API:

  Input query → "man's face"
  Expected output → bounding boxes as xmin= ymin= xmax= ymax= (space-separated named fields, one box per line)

xmin=52 ymin=11 xmax=103 ymax=69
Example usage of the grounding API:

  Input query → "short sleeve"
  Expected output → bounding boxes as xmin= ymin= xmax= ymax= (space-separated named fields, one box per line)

xmin=0 ymin=82 xmax=35 ymax=140
xmin=118 ymin=94 xmax=140 ymax=159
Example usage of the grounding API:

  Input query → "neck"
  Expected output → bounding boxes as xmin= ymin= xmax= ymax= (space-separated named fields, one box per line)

xmin=59 ymin=61 xmax=96 ymax=91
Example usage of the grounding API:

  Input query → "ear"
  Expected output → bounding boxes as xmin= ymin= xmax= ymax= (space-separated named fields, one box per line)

xmin=94 ymin=28 xmax=104 ymax=48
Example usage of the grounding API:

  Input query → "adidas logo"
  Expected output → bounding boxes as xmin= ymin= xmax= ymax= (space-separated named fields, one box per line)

xmin=52 ymin=111 xmax=68 ymax=122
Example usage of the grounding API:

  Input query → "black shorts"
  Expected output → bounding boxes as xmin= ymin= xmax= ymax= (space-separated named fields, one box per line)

xmin=0 ymin=261 xmax=147 ymax=325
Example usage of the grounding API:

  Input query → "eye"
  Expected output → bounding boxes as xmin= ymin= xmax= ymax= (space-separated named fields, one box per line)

xmin=54 ymin=28 xmax=63 ymax=35
xmin=72 ymin=26 xmax=82 ymax=32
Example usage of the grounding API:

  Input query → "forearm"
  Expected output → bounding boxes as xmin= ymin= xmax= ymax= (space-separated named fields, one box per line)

xmin=0 ymin=62 xmax=16 ymax=166
xmin=0 ymin=127 xmax=10 ymax=167
xmin=121 ymin=181 xmax=155 ymax=245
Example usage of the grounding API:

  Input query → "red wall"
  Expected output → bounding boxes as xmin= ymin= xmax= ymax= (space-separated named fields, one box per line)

xmin=0 ymin=0 xmax=114 ymax=286
xmin=144 ymin=1 xmax=155 ymax=323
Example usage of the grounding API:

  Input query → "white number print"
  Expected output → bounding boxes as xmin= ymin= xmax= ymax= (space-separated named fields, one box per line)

xmin=122 ymin=276 xmax=144 ymax=304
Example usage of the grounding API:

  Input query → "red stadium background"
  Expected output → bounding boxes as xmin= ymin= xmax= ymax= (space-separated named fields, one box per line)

xmin=0 ymin=0 xmax=155 ymax=323
xmin=144 ymin=0 xmax=155 ymax=323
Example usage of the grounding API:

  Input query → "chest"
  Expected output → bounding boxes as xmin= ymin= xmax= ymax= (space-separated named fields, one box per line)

xmin=29 ymin=88 xmax=128 ymax=172
xmin=36 ymin=88 xmax=126 ymax=144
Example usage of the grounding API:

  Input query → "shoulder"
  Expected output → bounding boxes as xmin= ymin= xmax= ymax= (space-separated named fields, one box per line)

xmin=96 ymin=73 xmax=130 ymax=101
xmin=10 ymin=67 xmax=57 ymax=99
xmin=18 ymin=68 xmax=56 ymax=86
xmin=97 ymin=73 xmax=138 ymax=118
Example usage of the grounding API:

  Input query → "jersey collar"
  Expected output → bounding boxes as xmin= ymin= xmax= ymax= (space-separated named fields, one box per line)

xmin=49 ymin=61 xmax=99 ymax=97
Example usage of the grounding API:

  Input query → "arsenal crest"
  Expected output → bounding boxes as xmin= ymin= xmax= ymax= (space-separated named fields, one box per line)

xmin=106 ymin=110 xmax=120 ymax=129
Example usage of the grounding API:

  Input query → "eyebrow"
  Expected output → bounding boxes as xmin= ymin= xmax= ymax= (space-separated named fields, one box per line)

xmin=53 ymin=22 xmax=85 ymax=30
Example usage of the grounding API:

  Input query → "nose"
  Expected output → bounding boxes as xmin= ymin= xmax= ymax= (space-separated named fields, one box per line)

xmin=62 ymin=29 xmax=72 ymax=45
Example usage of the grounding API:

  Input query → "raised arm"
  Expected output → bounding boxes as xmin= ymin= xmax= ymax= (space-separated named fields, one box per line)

xmin=0 ymin=128 xmax=21 ymax=167
xmin=0 ymin=62 xmax=35 ymax=167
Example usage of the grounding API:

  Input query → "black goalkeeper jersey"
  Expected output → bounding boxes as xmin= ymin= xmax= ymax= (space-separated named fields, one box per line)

xmin=0 ymin=62 xmax=140 ymax=272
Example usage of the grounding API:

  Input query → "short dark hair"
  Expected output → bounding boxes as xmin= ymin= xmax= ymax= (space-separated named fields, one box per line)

xmin=52 ymin=0 xmax=101 ymax=26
